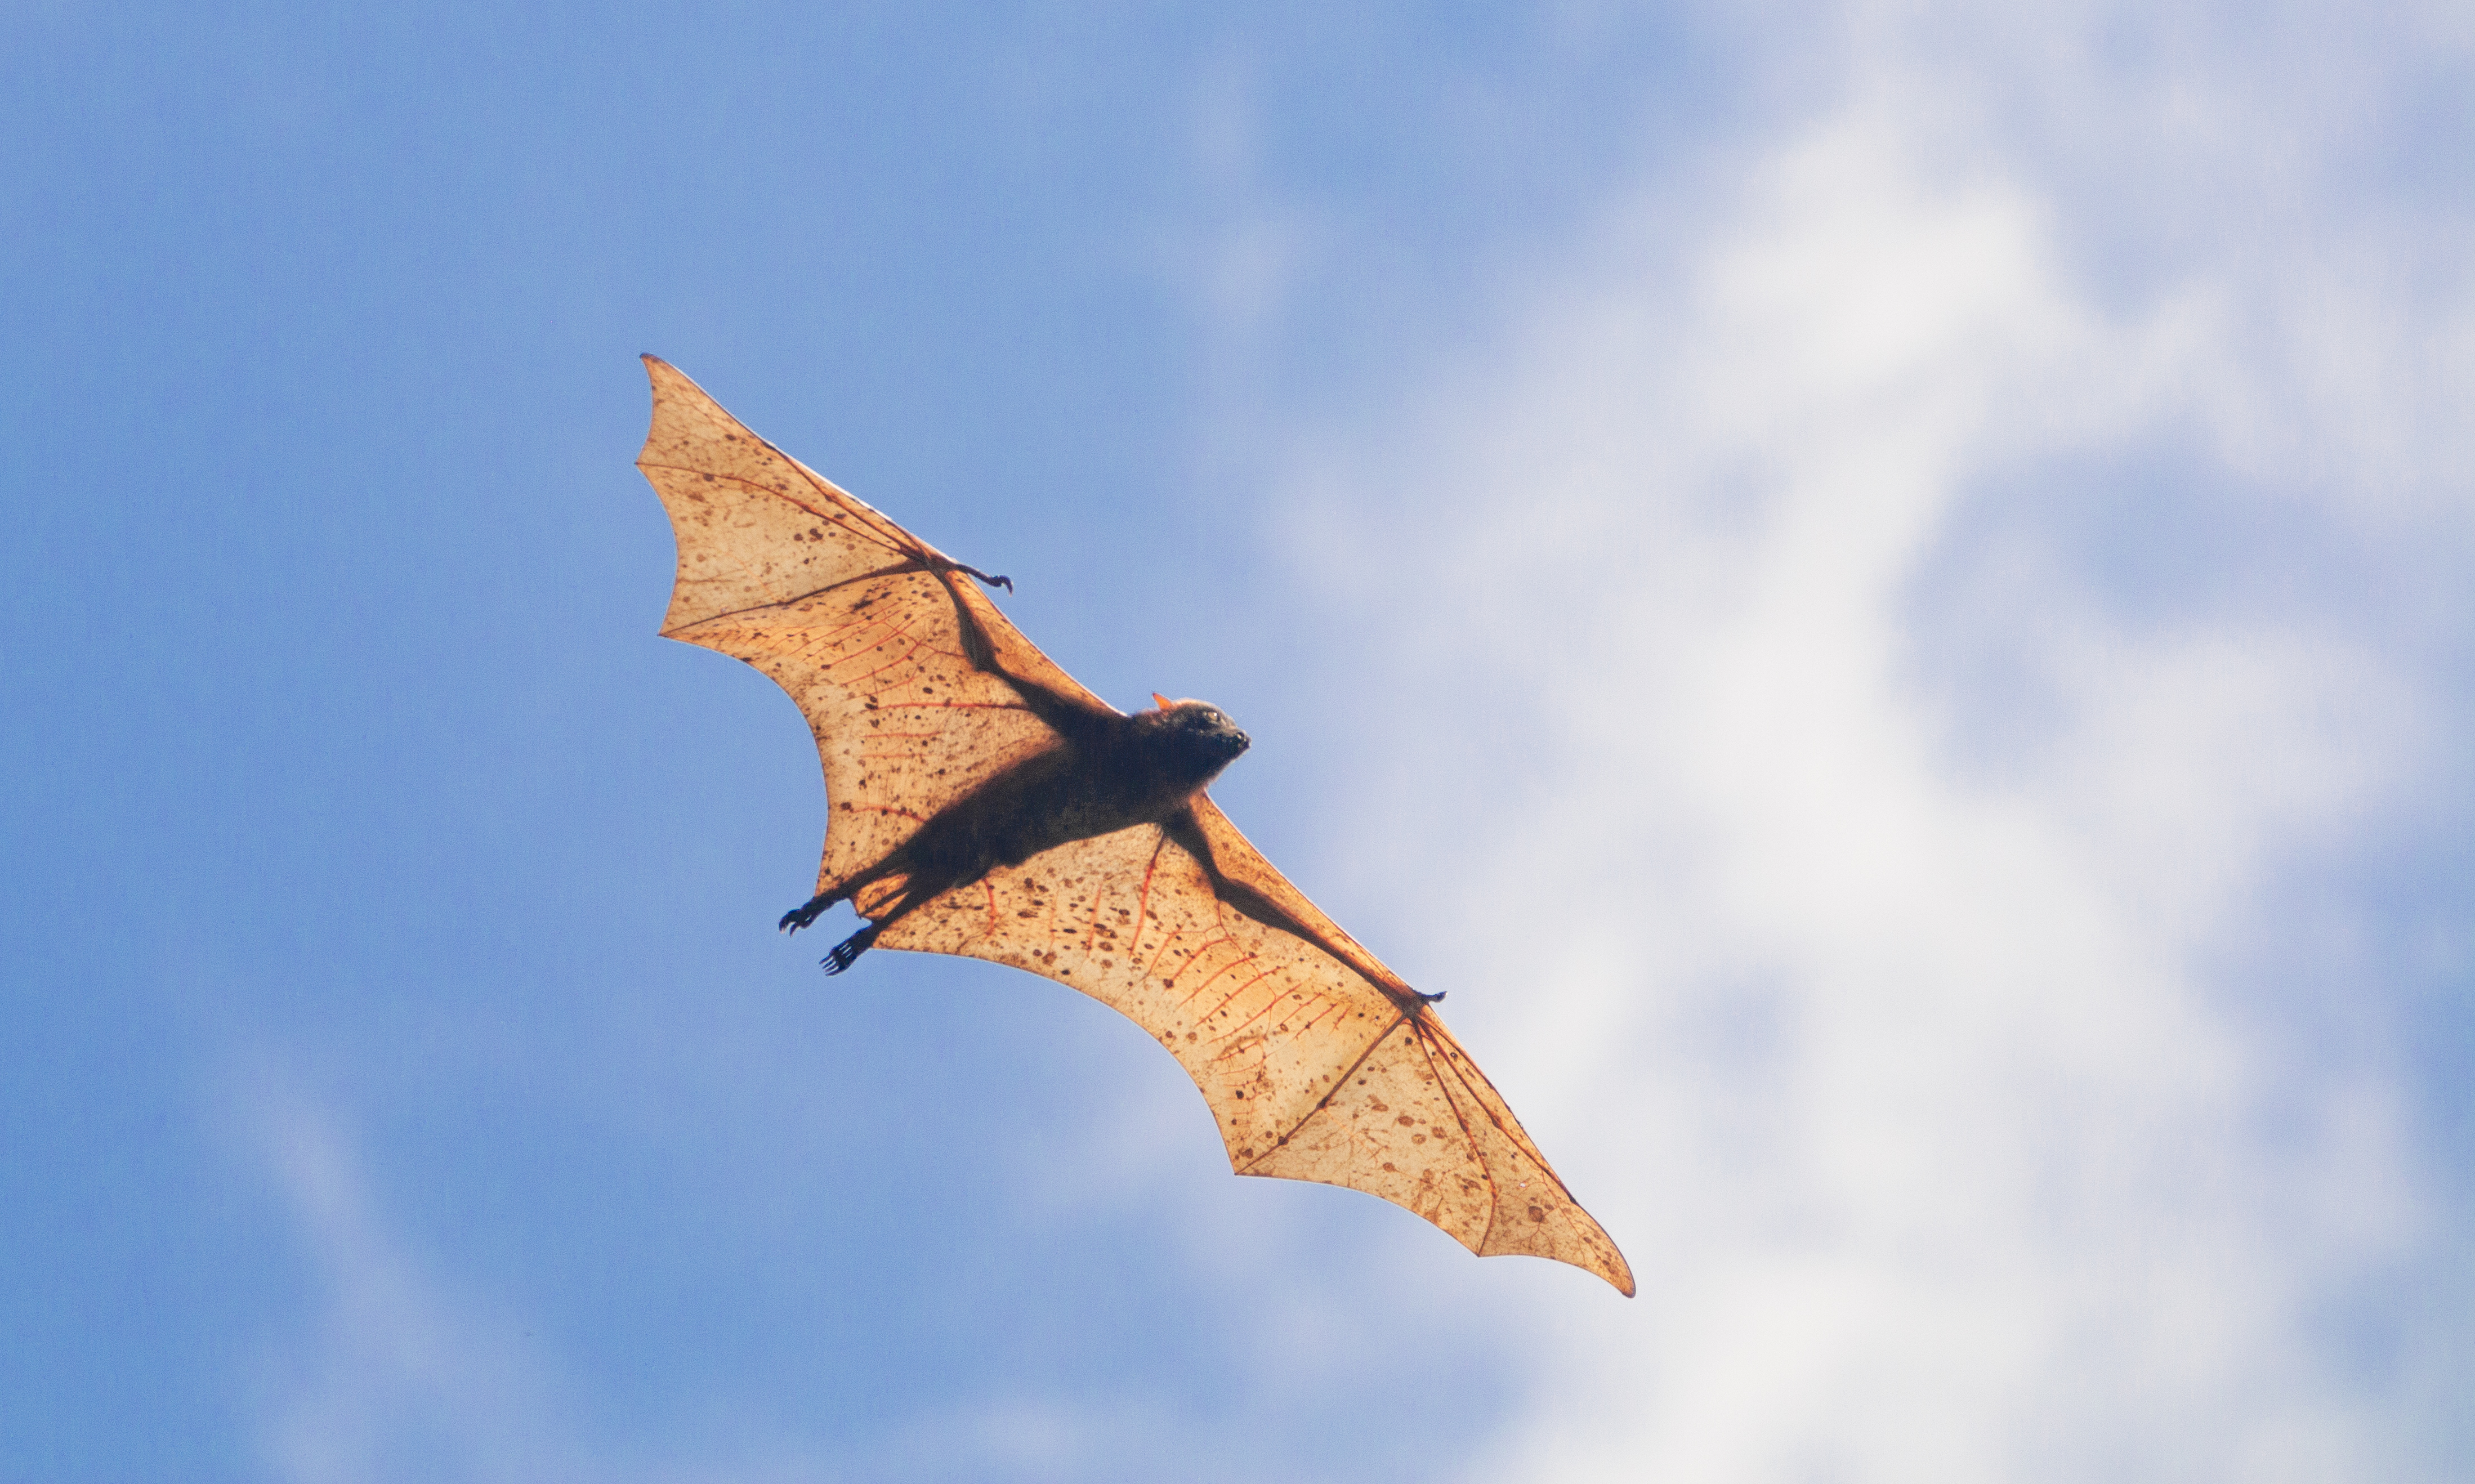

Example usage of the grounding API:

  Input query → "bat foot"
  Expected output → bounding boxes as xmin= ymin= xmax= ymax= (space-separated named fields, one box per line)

xmin=822 ymin=924 xmax=880 ymax=975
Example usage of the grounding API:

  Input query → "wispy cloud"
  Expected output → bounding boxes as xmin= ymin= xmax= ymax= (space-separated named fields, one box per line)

xmin=230 ymin=6 xmax=2469 ymax=1481
xmin=240 ymin=1081 xmax=1222 ymax=1483
xmin=243 ymin=1084 xmax=593 ymax=1484
xmin=1248 ymin=9 xmax=2467 ymax=1481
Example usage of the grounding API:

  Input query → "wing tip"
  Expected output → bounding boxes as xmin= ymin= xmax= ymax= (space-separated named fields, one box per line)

xmin=1602 ymin=1250 xmax=1639 ymax=1298
xmin=638 ymin=352 xmax=696 ymax=400
xmin=1553 ymin=1205 xmax=1636 ymax=1298
xmin=1484 ymin=1219 xmax=1636 ymax=1297
xmin=637 ymin=355 xmax=724 ymax=473
xmin=1479 ymin=1235 xmax=1634 ymax=1296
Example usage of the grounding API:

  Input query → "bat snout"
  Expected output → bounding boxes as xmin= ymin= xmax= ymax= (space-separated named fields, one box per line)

xmin=1164 ymin=701 xmax=1250 ymax=761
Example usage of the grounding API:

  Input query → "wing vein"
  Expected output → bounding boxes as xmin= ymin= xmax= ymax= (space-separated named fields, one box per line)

xmin=1239 ymin=1009 xmax=1410 ymax=1172
xmin=637 ymin=463 xmax=919 ymax=561
xmin=638 ymin=357 xmax=1630 ymax=1294
xmin=754 ymin=440 xmax=930 ymax=555
xmin=1411 ymin=1021 xmax=1503 ymax=1254
xmin=661 ymin=560 xmax=936 ymax=636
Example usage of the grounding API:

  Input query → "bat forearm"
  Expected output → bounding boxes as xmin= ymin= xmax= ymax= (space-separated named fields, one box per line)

xmin=641 ymin=355 xmax=1632 ymax=1294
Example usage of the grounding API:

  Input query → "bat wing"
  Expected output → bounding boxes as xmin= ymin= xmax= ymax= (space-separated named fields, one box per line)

xmin=635 ymin=356 xmax=1115 ymax=898
xmin=637 ymin=357 xmax=1632 ymax=1295
xmin=880 ymin=795 xmax=1637 ymax=1296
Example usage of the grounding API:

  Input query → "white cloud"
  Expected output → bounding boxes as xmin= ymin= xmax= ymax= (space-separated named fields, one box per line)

xmin=1253 ymin=11 xmax=2467 ymax=1482
xmin=230 ymin=8 xmax=2470 ymax=1481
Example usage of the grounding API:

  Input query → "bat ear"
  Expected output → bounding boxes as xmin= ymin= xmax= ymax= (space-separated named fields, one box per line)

xmin=1152 ymin=692 xmax=1173 ymax=710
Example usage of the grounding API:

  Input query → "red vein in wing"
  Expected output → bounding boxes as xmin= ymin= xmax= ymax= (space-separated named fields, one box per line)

xmin=1411 ymin=1021 xmax=1502 ymax=1250
xmin=1141 ymin=929 xmax=1186 ymax=981
xmin=1198 ymin=968 xmax=1279 ymax=1025
xmin=1205 ymin=978 xmax=1298 ymax=1049
xmin=1156 ymin=932 xmax=1232 ymax=987
xmin=806 ymin=611 xmax=909 ymax=648
xmin=701 ymin=614 xmax=896 ymax=667
xmin=1295 ymin=996 xmax=1350 ymax=1034
xmin=1240 ymin=1011 xmax=1410 ymax=1173
xmin=844 ymin=641 xmax=932 ymax=686
xmin=1127 ymin=841 xmax=1164 ymax=960
xmin=826 ymin=621 xmax=917 ymax=654
xmin=1168 ymin=940 xmax=1248 ymax=1005
xmin=780 ymin=625 xmax=901 ymax=673
xmin=815 ymin=613 xmax=921 ymax=657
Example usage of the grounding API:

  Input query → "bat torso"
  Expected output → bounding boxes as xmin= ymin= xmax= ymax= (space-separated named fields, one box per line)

xmin=640 ymin=355 xmax=1636 ymax=1295
xmin=864 ymin=699 xmax=1252 ymax=907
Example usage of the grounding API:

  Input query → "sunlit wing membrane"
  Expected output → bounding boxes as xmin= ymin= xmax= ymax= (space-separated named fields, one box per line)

xmin=640 ymin=355 xmax=1632 ymax=1295
xmin=883 ymin=815 xmax=1637 ymax=1295
xmin=638 ymin=356 xmax=1094 ymax=893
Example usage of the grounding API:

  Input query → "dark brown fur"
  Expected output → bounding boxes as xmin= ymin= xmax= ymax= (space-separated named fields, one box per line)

xmin=781 ymin=701 xmax=1251 ymax=971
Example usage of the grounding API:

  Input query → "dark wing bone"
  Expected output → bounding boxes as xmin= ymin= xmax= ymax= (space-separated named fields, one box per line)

xmin=876 ymin=796 xmax=1634 ymax=1295
xmin=637 ymin=355 xmax=1114 ymax=899
xmin=637 ymin=357 xmax=1633 ymax=1295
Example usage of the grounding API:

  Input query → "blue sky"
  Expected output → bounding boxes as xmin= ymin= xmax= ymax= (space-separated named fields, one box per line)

xmin=5 ymin=3 xmax=2469 ymax=1481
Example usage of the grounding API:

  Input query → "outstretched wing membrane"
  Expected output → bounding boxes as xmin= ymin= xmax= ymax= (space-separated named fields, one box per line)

xmin=881 ymin=798 xmax=1636 ymax=1295
xmin=637 ymin=356 xmax=1633 ymax=1295
xmin=636 ymin=355 xmax=1114 ymax=897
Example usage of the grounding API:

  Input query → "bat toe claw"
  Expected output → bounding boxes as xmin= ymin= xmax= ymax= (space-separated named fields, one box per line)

xmin=823 ymin=924 xmax=880 ymax=975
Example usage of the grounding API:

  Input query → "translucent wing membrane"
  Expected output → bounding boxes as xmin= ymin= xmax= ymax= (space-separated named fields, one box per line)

xmin=637 ymin=356 xmax=1110 ymax=893
xmin=880 ymin=803 xmax=1636 ymax=1295
xmin=637 ymin=356 xmax=1633 ymax=1295
xmin=669 ymin=575 xmax=1059 ymax=895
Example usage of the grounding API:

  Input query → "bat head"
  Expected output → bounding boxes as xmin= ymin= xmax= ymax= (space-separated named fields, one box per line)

xmin=1138 ymin=698 xmax=1252 ymax=787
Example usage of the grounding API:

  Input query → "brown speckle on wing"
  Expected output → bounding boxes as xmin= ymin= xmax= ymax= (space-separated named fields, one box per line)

xmin=637 ymin=357 xmax=1093 ymax=895
xmin=881 ymin=811 xmax=1637 ymax=1297
xmin=635 ymin=355 xmax=1633 ymax=1297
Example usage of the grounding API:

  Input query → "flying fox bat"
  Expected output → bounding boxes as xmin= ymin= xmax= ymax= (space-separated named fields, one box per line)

xmin=635 ymin=355 xmax=1633 ymax=1295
